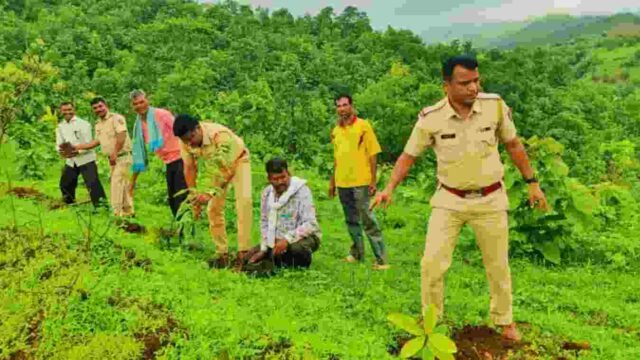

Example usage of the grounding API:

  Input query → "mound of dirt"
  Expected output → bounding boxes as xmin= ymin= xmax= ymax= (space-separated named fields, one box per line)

xmin=8 ymin=187 xmax=44 ymax=199
xmin=452 ymin=325 xmax=525 ymax=359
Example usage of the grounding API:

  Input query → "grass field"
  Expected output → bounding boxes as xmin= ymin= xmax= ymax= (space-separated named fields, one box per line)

xmin=1 ymin=163 xmax=639 ymax=359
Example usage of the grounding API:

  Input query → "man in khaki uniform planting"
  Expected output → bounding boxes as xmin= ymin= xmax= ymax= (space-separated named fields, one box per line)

xmin=173 ymin=114 xmax=252 ymax=269
xmin=371 ymin=55 xmax=549 ymax=341
xmin=74 ymin=97 xmax=134 ymax=216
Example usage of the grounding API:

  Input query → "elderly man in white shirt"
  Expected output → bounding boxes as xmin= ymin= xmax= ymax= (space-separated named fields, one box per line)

xmin=56 ymin=101 xmax=106 ymax=207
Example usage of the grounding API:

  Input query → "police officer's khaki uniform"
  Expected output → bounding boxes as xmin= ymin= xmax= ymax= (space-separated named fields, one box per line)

xmin=95 ymin=112 xmax=134 ymax=216
xmin=181 ymin=122 xmax=252 ymax=255
xmin=404 ymin=93 xmax=517 ymax=325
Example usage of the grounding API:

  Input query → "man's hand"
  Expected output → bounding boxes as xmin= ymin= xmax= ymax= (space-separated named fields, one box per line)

xmin=370 ymin=188 xmax=393 ymax=211
xmin=274 ymin=238 xmax=289 ymax=256
xmin=59 ymin=148 xmax=78 ymax=159
xmin=249 ymin=250 xmax=268 ymax=264
xmin=368 ymin=182 xmax=377 ymax=196
xmin=194 ymin=193 xmax=212 ymax=205
xmin=528 ymin=183 xmax=549 ymax=211
xmin=109 ymin=151 xmax=117 ymax=166
xmin=328 ymin=181 xmax=336 ymax=199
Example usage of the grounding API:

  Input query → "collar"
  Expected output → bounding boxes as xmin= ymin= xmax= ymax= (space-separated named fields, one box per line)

xmin=201 ymin=123 xmax=212 ymax=147
xmin=339 ymin=115 xmax=357 ymax=127
xmin=63 ymin=116 xmax=77 ymax=124
xmin=444 ymin=97 xmax=482 ymax=120
xmin=99 ymin=112 xmax=112 ymax=122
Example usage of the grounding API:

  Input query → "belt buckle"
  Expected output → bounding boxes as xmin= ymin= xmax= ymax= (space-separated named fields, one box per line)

xmin=464 ymin=190 xmax=482 ymax=199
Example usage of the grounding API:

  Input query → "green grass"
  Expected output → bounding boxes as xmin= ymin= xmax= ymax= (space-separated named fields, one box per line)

xmin=0 ymin=163 xmax=639 ymax=359
xmin=591 ymin=43 xmax=640 ymax=83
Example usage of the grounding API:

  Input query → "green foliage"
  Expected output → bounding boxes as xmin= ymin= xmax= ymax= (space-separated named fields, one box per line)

xmin=503 ymin=136 xmax=639 ymax=264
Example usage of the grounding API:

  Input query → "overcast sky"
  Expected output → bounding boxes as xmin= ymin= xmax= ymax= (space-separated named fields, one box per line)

xmin=212 ymin=0 xmax=640 ymax=32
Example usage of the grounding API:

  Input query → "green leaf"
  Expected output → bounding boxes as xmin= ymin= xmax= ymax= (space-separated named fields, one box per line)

xmin=428 ymin=333 xmax=457 ymax=354
xmin=432 ymin=351 xmax=454 ymax=360
xmin=433 ymin=325 xmax=448 ymax=335
xmin=537 ymin=241 xmax=561 ymax=264
xmin=423 ymin=304 xmax=438 ymax=335
xmin=400 ymin=336 xmax=426 ymax=358
xmin=422 ymin=347 xmax=435 ymax=360
xmin=388 ymin=313 xmax=423 ymax=336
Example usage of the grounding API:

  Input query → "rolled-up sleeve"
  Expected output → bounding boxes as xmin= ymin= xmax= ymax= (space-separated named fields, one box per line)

xmin=403 ymin=116 xmax=433 ymax=157
xmin=497 ymin=99 xmax=517 ymax=143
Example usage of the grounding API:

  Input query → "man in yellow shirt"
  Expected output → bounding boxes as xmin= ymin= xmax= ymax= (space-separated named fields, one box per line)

xmin=329 ymin=94 xmax=389 ymax=270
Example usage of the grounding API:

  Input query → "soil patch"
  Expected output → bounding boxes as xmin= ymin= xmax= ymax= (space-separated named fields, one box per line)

xmin=388 ymin=324 xmax=592 ymax=359
xmin=452 ymin=325 xmax=526 ymax=359
xmin=134 ymin=316 xmax=188 ymax=360
xmin=7 ymin=186 xmax=69 ymax=210
xmin=116 ymin=218 xmax=146 ymax=234
xmin=8 ymin=187 xmax=44 ymax=199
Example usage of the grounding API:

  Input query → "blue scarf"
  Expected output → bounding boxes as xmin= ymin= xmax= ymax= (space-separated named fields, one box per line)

xmin=132 ymin=107 xmax=164 ymax=173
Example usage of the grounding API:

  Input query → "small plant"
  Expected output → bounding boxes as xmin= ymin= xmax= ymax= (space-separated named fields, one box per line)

xmin=387 ymin=304 xmax=457 ymax=360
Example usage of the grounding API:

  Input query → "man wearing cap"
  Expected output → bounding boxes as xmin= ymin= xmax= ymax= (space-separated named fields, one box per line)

xmin=371 ymin=55 xmax=549 ymax=341
xmin=173 ymin=114 xmax=253 ymax=269
xmin=73 ymin=97 xmax=134 ymax=216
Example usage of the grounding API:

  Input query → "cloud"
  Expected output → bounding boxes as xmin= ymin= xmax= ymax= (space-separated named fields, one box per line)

xmin=448 ymin=0 xmax=640 ymax=23
xmin=394 ymin=0 xmax=492 ymax=16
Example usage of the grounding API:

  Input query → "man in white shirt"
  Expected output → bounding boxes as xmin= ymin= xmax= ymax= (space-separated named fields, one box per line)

xmin=56 ymin=101 xmax=106 ymax=207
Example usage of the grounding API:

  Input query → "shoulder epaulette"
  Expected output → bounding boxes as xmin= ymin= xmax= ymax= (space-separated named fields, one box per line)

xmin=477 ymin=92 xmax=502 ymax=100
xmin=419 ymin=100 xmax=446 ymax=118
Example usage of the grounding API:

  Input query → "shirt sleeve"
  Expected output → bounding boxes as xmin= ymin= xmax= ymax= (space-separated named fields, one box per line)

xmin=55 ymin=126 xmax=62 ymax=150
xmin=155 ymin=109 xmax=175 ymax=140
xmin=497 ymin=99 xmax=517 ymax=143
xmin=213 ymin=131 xmax=243 ymax=167
xmin=180 ymin=141 xmax=195 ymax=167
xmin=285 ymin=185 xmax=320 ymax=243
xmin=259 ymin=187 xmax=270 ymax=251
xmin=363 ymin=121 xmax=382 ymax=157
xmin=403 ymin=115 xmax=434 ymax=157
xmin=113 ymin=114 xmax=128 ymax=134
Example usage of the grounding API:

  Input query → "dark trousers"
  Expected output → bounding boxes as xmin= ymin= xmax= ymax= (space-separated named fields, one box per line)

xmin=166 ymin=159 xmax=188 ymax=218
xmin=338 ymin=186 xmax=387 ymax=264
xmin=59 ymin=161 xmax=107 ymax=207
xmin=243 ymin=234 xmax=321 ymax=275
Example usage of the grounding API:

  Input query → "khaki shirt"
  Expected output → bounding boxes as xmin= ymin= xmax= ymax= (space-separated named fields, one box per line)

xmin=181 ymin=122 xmax=248 ymax=186
xmin=95 ymin=112 xmax=132 ymax=156
xmin=404 ymin=93 xmax=517 ymax=190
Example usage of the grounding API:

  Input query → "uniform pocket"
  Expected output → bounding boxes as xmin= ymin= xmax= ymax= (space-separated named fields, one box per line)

xmin=435 ymin=132 xmax=463 ymax=163
xmin=476 ymin=126 xmax=497 ymax=157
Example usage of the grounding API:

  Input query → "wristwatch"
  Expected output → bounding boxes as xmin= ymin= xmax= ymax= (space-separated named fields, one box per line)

xmin=524 ymin=176 xmax=538 ymax=184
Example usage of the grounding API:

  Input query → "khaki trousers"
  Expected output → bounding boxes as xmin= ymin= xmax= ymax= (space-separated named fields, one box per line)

xmin=421 ymin=207 xmax=512 ymax=325
xmin=207 ymin=160 xmax=252 ymax=255
xmin=110 ymin=156 xmax=134 ymax=217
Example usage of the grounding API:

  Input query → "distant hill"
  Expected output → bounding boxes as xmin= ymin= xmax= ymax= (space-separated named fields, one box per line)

xmin=422 ymin=12 xmax=640 ymax=48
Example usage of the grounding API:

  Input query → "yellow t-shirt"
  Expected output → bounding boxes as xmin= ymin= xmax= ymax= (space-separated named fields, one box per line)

xmin=331 ymin=117 xmax=382 ymax=188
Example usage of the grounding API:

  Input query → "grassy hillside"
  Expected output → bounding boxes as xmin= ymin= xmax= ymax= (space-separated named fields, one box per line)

xmin=1 ymin=163 xmax=639 ymax=359
xmin=427 ymin=12 xmax=640 ymax=49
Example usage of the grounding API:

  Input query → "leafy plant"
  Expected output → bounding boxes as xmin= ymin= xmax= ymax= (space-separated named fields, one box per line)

xmin=387 ymin=304 xmax=457 ymax=360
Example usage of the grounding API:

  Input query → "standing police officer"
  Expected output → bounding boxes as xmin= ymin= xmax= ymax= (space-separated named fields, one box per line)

xmin=371 ymin=55 xmax=548 ymax=341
